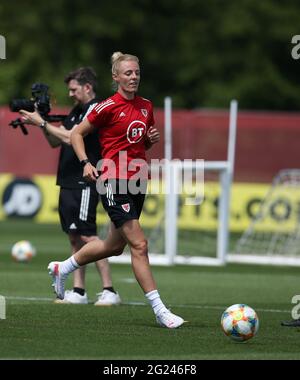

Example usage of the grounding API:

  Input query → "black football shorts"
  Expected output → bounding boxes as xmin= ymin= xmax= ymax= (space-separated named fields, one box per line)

xmin=100 ymin=179 xmax=146 ymax=228
xmin=58 ymin=186 xmax=99 ymax=236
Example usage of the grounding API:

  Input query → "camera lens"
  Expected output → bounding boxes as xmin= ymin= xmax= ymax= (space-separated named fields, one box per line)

xmin=9 ymin=99 xmax=35 ymax=112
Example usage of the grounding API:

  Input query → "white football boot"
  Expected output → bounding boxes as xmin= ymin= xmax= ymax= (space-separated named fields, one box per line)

xmin=54 ymin=290 xmax=88 ymax=304
xmin=47 ymin=261 xmax=68 ymax=300
xmin=94 ymin=290 xmax=121 ymax=306
xmin=156 ymin=309 xmax=185 ymax=329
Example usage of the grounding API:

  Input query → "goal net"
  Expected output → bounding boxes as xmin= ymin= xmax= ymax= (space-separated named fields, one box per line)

xmin=230 ymin=169 xmax=300 ymax=266
xmin=147 ymin=161 xmax=231 ymax=266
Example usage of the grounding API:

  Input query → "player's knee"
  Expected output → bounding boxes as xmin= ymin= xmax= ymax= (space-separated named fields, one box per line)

xmin=112 ymin=249 xmax=123 ymax=257
xmin=132 ymin=239 xmax=148 ymax=256
xmin=110 ymin=243 xmax=126 ymax=257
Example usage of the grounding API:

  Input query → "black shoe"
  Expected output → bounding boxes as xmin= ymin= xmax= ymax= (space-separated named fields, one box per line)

xmin=281 ymin=318 xmax=300 ymax=327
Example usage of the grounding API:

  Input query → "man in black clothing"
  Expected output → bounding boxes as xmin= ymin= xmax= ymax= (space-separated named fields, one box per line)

xmin=20 ymin=67 xmax=121 ymax=305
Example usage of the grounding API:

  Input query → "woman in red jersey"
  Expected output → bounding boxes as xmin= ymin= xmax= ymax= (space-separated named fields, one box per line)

xmin=47 ymin=52 xmax=184 ymax=328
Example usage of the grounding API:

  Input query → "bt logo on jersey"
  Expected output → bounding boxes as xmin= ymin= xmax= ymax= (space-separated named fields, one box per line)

xmin=127 ymin=120 xmax=146 ymax=143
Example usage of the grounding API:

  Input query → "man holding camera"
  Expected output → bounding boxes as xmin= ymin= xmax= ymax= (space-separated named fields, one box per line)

xmin=19 ymin=67 xmax=121 ymax=306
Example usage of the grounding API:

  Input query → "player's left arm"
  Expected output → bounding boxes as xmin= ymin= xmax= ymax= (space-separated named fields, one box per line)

xmin=145 ymin=105 xmax=159 ymax=150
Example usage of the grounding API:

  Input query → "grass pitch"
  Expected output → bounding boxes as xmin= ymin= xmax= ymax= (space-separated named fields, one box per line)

xmin=1 ymin=220 xmax=300 ymax=360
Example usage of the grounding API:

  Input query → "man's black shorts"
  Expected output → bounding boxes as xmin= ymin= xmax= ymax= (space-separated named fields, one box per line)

xmin=100 ymin=179 xmax=146 ymax=228
xmin=58 ymin=186 xmax=99 ymax=236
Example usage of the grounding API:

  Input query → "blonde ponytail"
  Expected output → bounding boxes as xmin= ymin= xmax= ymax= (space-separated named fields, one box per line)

xmin=111 ymin=51 xmax=139 ymax=75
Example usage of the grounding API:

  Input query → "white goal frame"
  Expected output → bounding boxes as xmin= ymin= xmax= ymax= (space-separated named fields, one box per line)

xmin=109 ymin=98 xmax=238 ymax=266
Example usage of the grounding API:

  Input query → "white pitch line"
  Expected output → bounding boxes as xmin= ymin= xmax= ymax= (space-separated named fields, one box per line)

xmin=7 ymin=296 xmax=53 ymax=302
xmin=4 ymin=296 xmax=291 ymax=314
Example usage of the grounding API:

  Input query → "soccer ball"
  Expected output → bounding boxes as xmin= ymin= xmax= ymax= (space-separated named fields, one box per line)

xmin=11 ymin=240 xmax=36 ymax=263
xmin=221 ymin=304 xmax=259 ymax=342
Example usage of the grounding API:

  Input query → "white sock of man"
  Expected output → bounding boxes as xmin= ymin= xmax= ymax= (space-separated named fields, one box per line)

xmin=145 ymin=289 xmax=167 ymax=315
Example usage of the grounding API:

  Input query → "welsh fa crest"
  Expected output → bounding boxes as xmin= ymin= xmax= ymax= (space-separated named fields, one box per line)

xmin=141 ymin=109 xmax=148 ymax=117
xmin=121 ymin=203 xmax=130 ymax=213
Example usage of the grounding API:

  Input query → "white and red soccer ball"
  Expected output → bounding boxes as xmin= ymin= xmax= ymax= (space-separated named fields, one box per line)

xmin=11 ymin=240 xmax=36 ymax=263
xmin=221 ymin=304 xmax=259 ymax=342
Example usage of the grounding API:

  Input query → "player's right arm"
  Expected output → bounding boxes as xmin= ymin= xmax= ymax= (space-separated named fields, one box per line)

xmin=71 ymin=118 xmax=99 ymax=181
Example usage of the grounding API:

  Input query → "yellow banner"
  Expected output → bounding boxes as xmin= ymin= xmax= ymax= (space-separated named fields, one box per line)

xmin=0 ymin=174 xmax=297 ymax=232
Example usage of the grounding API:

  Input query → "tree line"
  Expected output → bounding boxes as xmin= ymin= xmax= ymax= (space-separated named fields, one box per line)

xmin=0 ymin=0 xmax=299 ymax=110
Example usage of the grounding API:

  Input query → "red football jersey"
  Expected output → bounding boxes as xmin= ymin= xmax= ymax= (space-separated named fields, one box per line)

xmin=87 ymin=92 xmax=155 ymax=179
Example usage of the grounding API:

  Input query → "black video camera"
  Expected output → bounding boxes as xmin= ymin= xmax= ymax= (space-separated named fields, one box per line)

xmin=10 ymin=83 xmax=51 ymax=117
xmin=9 ymin=83 xmax=66 ymax=135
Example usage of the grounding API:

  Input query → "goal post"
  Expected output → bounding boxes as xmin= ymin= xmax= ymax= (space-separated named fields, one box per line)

xmin=162 ymin=98 xmax=237 ymax=266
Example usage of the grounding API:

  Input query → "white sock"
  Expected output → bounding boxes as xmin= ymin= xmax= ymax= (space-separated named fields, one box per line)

xmin=145 ymin=290 xmax=167 ymax=315
xmin=60 ymin=255 xmax=80 ymax=275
